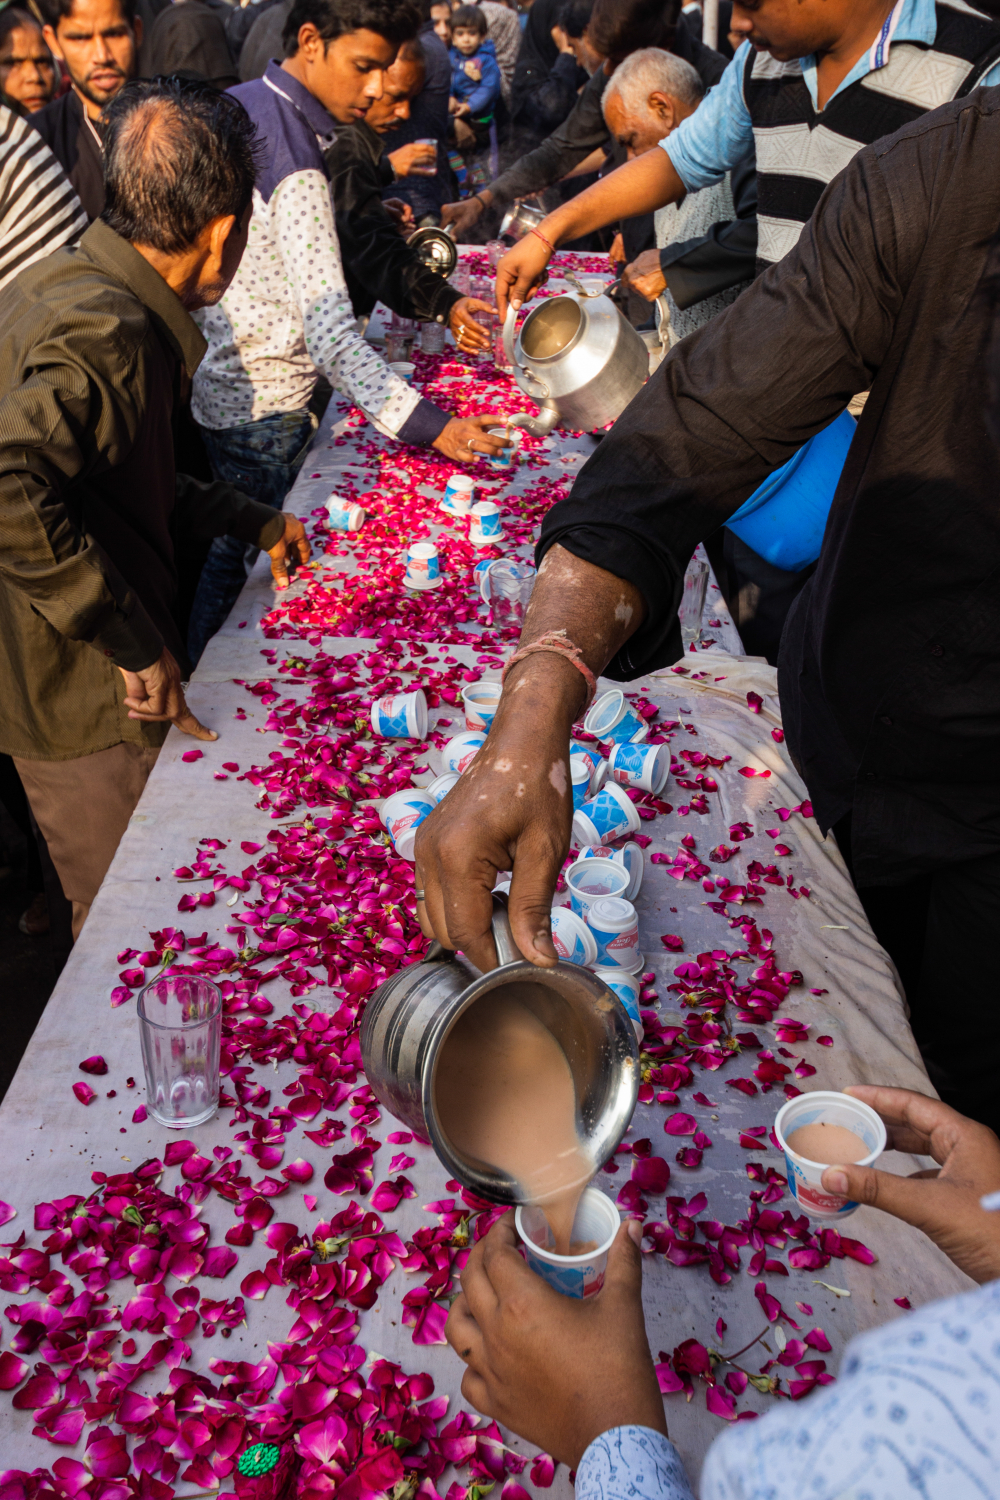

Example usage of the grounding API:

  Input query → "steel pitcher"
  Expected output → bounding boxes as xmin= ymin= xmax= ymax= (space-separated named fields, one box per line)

xmin=360 ymin=894 xmax=639 ymax=1204
xmin=502 ymin=292 xmax=649 ymax=437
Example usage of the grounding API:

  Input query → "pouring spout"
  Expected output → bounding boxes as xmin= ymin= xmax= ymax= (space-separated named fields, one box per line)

xmin=508 ymin=405 xmax=560 ymax=438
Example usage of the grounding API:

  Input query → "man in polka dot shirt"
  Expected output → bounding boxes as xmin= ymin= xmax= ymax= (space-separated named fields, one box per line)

xmin=188 ymin=0 xmax=508 ymax=660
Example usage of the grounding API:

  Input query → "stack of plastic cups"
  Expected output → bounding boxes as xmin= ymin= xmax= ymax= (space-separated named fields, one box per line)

xmin=442 ymin=730 xmax=486 ymax=773
xmin=549 ymin=906 xmax=597 ymax=966
xmin=593 ymin=966 xmax=644 ymax=1043
xmin=586 ymin=896 xmax=642 ymax=974
xmin=580 ymin=841 xmax=645 ymax=900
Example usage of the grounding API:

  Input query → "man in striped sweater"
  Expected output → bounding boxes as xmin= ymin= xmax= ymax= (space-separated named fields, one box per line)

xmin=0 ymin=101 xmax=86 ymax=288
xmin=493 ymin=0 xmax=1000 ymax=659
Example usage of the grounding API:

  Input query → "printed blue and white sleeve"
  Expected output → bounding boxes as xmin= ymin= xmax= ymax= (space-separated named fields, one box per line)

xmin=271 ymin=170 xmax=444 ymax=442
xmin=576 ymin=1427 xmax=697 ymax=1500
xmin=662 ymin=42 xmax=754 ymax=192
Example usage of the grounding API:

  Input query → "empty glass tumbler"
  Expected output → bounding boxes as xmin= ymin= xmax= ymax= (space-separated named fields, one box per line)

xmin=680 ymin=559 xmax=709 ymax=647
xmin=137 ymin=975 xmax=222 ymax=1128
xmin=487 ymin=559 xmax=536 ymax=630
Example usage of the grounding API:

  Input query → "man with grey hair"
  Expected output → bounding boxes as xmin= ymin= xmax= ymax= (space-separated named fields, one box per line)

xmin=0 ymin=76 xmax=309 ymax=939
xmin=603 ymin=46 xmax=755 ymax=343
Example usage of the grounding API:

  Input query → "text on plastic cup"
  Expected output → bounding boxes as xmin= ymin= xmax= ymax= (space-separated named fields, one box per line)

xmin=443 ymin=731 xmax=486 ymax=774
xmin=586 ymin=896 xmax=640 ymax=970
xmin=404 ymin=541 xmax=440 ymax=580
xmin=470 ymin=500 xmax=502 ymax=537
xmin=609 ymin=740 xmax=669 ymax=794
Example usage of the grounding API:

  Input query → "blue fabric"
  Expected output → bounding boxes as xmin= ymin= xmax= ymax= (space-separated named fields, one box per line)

xmin=450 ymin=37 xmax=501 ymax=118
xmin=664 ymin=0 xmax=1000 ymax=192
xmin=229 ymin=61 xmax=337 ymax=204
xmin=187 ymin=408 xmax=316 ymax=663
xmin=724 ymin=408 xmax=856 ymax=571
xmin=578 ymin=1278 xmax=1000 ymax=1500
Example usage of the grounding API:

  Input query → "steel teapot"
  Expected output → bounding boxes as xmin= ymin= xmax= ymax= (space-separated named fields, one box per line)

xmin=502 ymin=291 xmax=649 ymax=436
xmin=360 ymin=894 xmax=639 ymax=1205
xmin=498 ymin=199 xmax=547 ymax=241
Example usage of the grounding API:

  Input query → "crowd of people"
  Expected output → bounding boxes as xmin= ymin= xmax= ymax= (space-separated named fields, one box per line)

xmin=1 ymin=0 xmax=1000 ymax=1492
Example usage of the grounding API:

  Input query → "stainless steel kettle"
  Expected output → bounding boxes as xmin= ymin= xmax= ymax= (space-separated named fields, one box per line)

xmin=360 ymin=895 xmax=639 ymax=1205
xmin=502 ymin=291 xmax=649 ymax=437
xmin=498 ymin=199 xmax=547 ymax=241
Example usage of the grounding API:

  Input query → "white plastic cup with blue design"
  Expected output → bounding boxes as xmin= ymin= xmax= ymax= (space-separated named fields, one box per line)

xmin=462 ymin=680 xmax=502 ymax=731
xmin=608 ymin=740 xmax=669 ymax=794
xmin=370 ymin=688 xmax=428 ymax=740
xmin=774 ymin=1091 xmax=886 ymax=1220
xmin=380 ymin=789 xmax=435 ymax=861
xmin=586 ymin=896 xmax=641 ymax=972
xmin=579 ymin=841 xmax=645 ymax=900
xmin=593 ymin=966 xmax=643 ymax=1042
xmin=442 ymin=730 xmax=486 ymax=774
xmin=569 ymin=738 xmax=600 ymax=778
xmin=565 ymin=857 xmax=631 ymax=917
xmin=584 ymin=689 xmax=647 ymax=747
xmin=469 ymin=500 xmax=503 ymax=545
xmin=572 ymin=781 xmax=641 ymax=847
xmin=327 ymin=494 xmax=366 ymax=532
xmin=403 ymin=540 xmax=442 ymax=589
xmin=427 ymin=772 xmax=460 ymax=803
xmin=441 ymin=474 xmax=476 ymax=518
xmin=485 ymin=426 xmax=521 ymax=468
xmin=570 ymin=754 xmax=592 ymax=811
xmin=549 ymin=905 xmax=598 ymax=966
xmin=516 ymin=1188 xmax=619 ymax=1298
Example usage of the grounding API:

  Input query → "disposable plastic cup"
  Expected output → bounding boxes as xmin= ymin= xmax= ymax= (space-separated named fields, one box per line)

xmin=381 ymin=789 xmax=435 ymax=861
xmin=572 ymin=781 xmax=641 ymax=847
xmin=593 ymin=966 xmax=643 ymax=1042
xmin=485 ymin=427 xmax=521 ymax=468
xmin=570 ymin=754 xmax=592 ymax=811
xmin=427 ymin=771 xmax=460 ymax=803
xmin=442 ymin=730 xmax=486 ymax=774
xmin=549 ymin=905 xmax=598 ymax=966
xmin=579 ymin=840 xmax=644 ymax=900
xmin=565 ymin=857 xmax=630 ymax=916
xmin=584 ymin=689 xmax=647 ymax=746
xmin=370 ymin=688 xmax=428 ymax=740
xmin=389 ymin=362 xmax=416 ymax=381
xmin=774 ymin=1090 xmax=887 ymax=1220
xmin=569 ymin=738 xmax=600 ymax=776
xmin=442 ymin=475 xmax=476 ymax=518
xmin=461 ymin=680 xmax=502 ymax=731
xmin=470 ymin=500 xmax=502 ymax=545
xmin=137 ymin=975 xmax=221 ymax=1129
xmin=586 ymin=896 xmax=641 ymax=971
xmin=516 ymin=1187 xmax=619 ymax=1298
xmin=327 ymin=494 xmax=366 ymax=532
xmin=609 ymin=740 xmax=669 ymax=794
xmin=403 ymin=540 xmax=442 ymax=589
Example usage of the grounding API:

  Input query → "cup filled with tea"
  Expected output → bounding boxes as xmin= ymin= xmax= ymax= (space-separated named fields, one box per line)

xmin=774 ymin=1089 xmax=887 ymax=1218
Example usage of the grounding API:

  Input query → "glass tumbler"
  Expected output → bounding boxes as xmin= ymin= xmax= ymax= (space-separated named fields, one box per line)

xmin=488 ymin=559 xmax=536 ymax=630
xmin=138 ymin=975 xmax=222 ymax=1128
xmin=486 ymin=239 xmax=506 ymax=270
xmin=421 ymin=321 xmax=447 ymax=354
xmin=679 ymin=559 xmax=709 ymax=647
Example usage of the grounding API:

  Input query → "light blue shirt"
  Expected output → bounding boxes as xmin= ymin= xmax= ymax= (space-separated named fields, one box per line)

xmin=576 ymin=1278 xmax=1000 ymax=1500
xmin=663 ymin=0 xmax=1000 ymax=193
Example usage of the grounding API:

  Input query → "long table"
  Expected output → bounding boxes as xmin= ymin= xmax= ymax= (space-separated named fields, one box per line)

xmin=0 ymin=256 xmax=972 ymax=1492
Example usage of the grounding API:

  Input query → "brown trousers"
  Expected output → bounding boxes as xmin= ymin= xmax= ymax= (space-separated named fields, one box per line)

xmin=15 ymin=742 xmax=160 ymax=940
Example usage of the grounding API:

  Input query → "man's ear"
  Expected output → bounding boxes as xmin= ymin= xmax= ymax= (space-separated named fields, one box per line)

xmin=42 ymin=22 xmax=64 ymax=62
xmin=648 ymin=90 xmax=676 ymax=133
xmin=207 ymin=212 xmax=238 ymax=272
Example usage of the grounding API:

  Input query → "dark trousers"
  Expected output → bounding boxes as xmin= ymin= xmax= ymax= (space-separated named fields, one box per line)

xmin=187 ymin=408 xmax=317 ymax=664
xmin=835 ymin=813 xmax=1000 ymax=1136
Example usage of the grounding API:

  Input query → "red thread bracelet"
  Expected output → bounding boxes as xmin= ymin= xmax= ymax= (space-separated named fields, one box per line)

xmin=529 ymin=225 xmax=556 ymax=256
xmin=502 ymin=630 xmax=597 ymax=710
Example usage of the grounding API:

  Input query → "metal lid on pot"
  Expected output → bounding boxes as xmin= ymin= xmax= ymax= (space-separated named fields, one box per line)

xmin=406 ymin=226 xmax=458 ymax=278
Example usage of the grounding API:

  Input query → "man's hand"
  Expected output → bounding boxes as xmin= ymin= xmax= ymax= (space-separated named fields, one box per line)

xmin=432 ymin=414 xmax=512 ymax=466
xmin=388 ymin=143 xmax=436 ymax=180
xmin=446 ymin=1214 xmax=666 ymax=1469
xmin=382 ymin=197 xmax=415 ymax=232
xmin=608 ymin=232 xmax=625 ymax=269
xmin=550 ymin=21 xmax=573 ymax=52
xmin=448 ymin=296 xmax=493 ymax=351
xmin=441 ymin=195 xmax=488 ymax=237
xmin=119 ymin=648 xmax=217 ymax=740
xmin=821 ymin=1087 xmax=1000 ymax=1284
xmin=267 ymin=512 xmax=311 ymax=591
xmin=454 ymin=116 xmax=476 ymax=148
xmin=496 ymin=231 xmax=553 ymax=319
xmin=623 ymin=249 xmax=667 ymax=302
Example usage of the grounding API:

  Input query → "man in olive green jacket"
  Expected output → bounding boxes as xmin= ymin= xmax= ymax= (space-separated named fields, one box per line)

xmin=0 ymin=76 xmax=309 ymax=938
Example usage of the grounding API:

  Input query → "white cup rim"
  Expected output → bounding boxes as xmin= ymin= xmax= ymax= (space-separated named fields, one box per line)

xmin=774 ymin=1090 xmax=887 ymax=1169
xmin=515 ymin=1188 xmax=619 ymax=1266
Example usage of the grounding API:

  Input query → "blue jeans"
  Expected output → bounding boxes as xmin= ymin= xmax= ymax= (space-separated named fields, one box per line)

xmin=187 ymin=408 xmax=317 ymax=664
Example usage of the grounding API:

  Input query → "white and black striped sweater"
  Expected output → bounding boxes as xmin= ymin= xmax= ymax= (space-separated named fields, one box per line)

xmin=0 ymin=105 xmax=85 ymax=291
xmin=744 ymin=0 xmax=1000 ymax=267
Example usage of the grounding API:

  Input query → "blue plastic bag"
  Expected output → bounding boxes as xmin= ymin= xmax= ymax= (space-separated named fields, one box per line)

xmin=724 ymin=408 xmax=856 ymax=572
